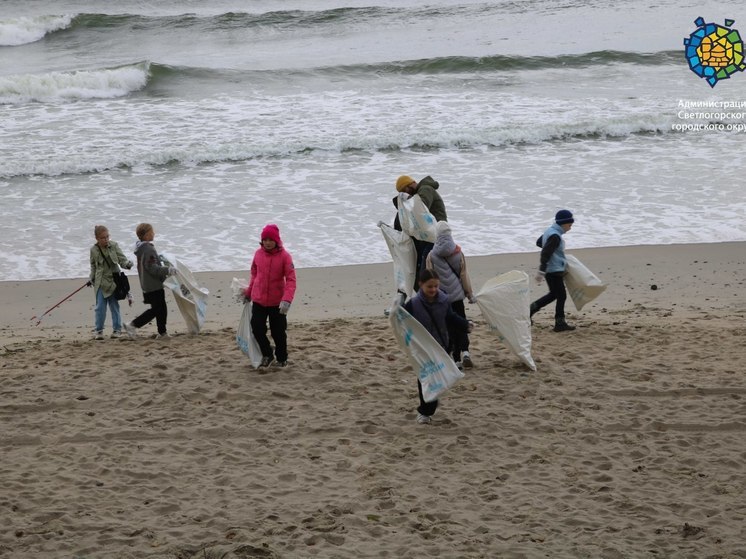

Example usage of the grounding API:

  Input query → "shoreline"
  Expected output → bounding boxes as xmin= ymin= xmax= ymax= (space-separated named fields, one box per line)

xmin=3 ymin=241 xmax=745 ymax=347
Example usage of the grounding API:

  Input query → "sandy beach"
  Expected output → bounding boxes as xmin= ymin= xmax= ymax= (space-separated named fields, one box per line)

xmin=1 ymin=243 xmax=745 ymax=558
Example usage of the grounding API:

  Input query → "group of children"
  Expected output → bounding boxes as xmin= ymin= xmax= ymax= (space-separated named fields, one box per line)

xmin=88 ymin=180 xmax=575 ymax=423
xmin=89 ymin=222 xmax=296 ymax=368
xmin=394 ymin=175 xmax=578 ymax=423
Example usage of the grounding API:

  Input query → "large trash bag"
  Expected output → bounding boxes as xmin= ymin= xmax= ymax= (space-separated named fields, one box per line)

xmin=231 ymin=278 xmax=262 ymax=368
xmin=475 ymin=270 xmax=536 ymax=371
xmin=389 ymin=296 xmax=464 ymax=402
xmin=396 ymin=192 xmax=437 ymax=243
xmin=378 ymin=221 xmax=417 ymax=298
xmin=564 ymin=254 xmax=607 ymax=311
xmin=161 ymin=253 xmax=209 ymax=334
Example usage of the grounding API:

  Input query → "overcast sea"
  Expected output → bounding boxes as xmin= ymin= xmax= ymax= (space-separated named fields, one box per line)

xmin=2 ymin=0 xmax=746 ymax=281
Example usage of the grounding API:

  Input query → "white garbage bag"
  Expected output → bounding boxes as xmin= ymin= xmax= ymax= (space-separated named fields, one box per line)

xmin=161 ymin=253 xmax=209 ymax=334
xmin=378 ymin=222 xmax=417 ymax=298
xmin=564 ymin=254 xmax=607 ymax=311
xmin=475 ymin=270 xmax=536 ymax=371
xmin=389 ymin=296 xmax=464 ymax=403
xmin=231 ymin=278 xmax=263 ymax=368
xmin=397 ymin=192 xmax=437 ymax=243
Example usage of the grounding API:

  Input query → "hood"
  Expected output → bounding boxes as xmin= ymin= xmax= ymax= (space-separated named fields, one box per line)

xmin=417 ymin=175 xmax=439 ymax=190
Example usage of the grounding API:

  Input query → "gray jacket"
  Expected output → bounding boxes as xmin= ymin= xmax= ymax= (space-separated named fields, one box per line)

xmin=134 ymin=241 xmax=170 ymax=293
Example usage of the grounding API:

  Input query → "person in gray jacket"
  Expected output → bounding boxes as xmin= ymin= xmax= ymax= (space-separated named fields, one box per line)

xmin=425 ymin=221 xmax=475 ymax=368
xmin=125 ymin=223 xmax=174 ymax=339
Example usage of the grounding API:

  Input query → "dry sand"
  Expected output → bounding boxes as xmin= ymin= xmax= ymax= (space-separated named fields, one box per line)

xmin=1 ymin=243 xmax=745 ymax=558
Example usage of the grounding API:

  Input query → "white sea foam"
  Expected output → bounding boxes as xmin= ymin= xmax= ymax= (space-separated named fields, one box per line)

xmin=0 ymin=14 xmax=74 ymax=46
xmin=0 ymin=63 xmax=150 ymax=105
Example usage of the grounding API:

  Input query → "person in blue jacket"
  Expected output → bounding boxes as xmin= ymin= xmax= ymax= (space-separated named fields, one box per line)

xmin=529 ymin=209 xmax=576 ymax=332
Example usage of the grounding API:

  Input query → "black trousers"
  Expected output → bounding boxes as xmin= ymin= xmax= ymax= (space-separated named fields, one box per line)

xmin=417 ymin=379 xmax=438 ymax=417
xmin=251 ymin=302 xmax=288 ymax=362
xmin=449 ymin=299 xmax=469 ymax=361
xmin=531 ymin=272 xmax=567 ymax=320
xmin=133 ymin=288 xmax=168 ymax=334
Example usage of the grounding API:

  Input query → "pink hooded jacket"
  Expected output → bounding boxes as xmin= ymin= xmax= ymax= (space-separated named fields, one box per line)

xmin=245 ymin=224 xmax=297 ymax=307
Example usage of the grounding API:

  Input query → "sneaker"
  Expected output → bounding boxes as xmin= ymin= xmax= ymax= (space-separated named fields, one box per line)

xmin=416 ymin=413 xmax=432 ymax=424
xmin=462 ymin=351 xmax=473 ymax=369
xmin=455 ymin=361 xmax=464 ymax=371
xmin=553 ymin=321 xmax=576 ymax=332
xmin=276 ymin=361 xmax=288 ymax=368
xmin=93 ymin=331 xmax=104 ymax=340
xmin=111 ymin=331 xmax=122 ymax=339
xmin=156 ymin=332 xmax=170 ymax=339
xmin=124 ymin=322 xmax=137 ymax=339
xmin=260 ymin=356 xmax=274 ymax=367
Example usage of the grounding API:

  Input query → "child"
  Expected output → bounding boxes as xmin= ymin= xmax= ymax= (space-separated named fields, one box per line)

xmin=530 ymin=209 xmax=576 ymax=332
xmin=425 ymin=221 xmax=476 ymax=368
xmin=404 ymin=269 xmax=471 ymax=424
xmin=88 ymin=225 xmax=133 ymax=339
xmin=125 ymin=223 xmax=174 ymax=339
xmin=244 ymin=224 xmax=297 ymax=368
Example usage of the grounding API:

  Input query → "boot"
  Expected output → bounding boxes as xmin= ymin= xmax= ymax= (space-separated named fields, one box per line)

xmin=553 ymin=318 xmax=576 ymax=332
xmin=529 ymin=302 xmax=538 ymax=325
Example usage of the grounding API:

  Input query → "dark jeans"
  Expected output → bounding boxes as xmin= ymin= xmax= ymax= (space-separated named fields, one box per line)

xmin=133 ymin=288 xmax=168 ymax=334
xmin=449 ymin=299 xmax=469 ymax=361
xmin=531 ymin=272 xmax=567 ymax=320
xmin=251 ymin=302 xmax=288 ymax=362
xmin=417 ymin=379 xmax=438 ymax=417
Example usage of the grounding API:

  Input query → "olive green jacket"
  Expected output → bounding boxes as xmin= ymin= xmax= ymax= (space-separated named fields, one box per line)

xmin=89 ymin=241 xmax=133 ymax=298
xmin=417 ymin=176 xmax=448 ymax=222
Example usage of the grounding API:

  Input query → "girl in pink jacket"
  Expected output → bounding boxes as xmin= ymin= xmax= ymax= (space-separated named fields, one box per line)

xmin=244 ymin=224 xmax=297 ymax=368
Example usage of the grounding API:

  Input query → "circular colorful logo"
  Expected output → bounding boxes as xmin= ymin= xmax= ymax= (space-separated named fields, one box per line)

xmin=684 ymin=17 xmax=745 ymax=87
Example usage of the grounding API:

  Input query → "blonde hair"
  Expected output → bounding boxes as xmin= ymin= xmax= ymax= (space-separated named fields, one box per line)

xmin=94 ymin=225 xmax=108 ymax=238
xmin=136 ymin=223 xmax=153 ymax=240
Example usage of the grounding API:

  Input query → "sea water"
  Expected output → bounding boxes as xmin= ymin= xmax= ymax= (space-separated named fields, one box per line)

xmin=2 ymin=0 xmax=746 ymax=281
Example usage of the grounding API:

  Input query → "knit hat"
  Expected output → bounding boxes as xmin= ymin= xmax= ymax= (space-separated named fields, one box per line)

xmin=435 ymin=221 xmax=451 ymax=237
xmin=395 ymin=175 xmax=415 ymax=192
xmin=261 ymin=224 xmax=282 ymax=245
xmin=555 ymin=209 xmax=574 ymax=225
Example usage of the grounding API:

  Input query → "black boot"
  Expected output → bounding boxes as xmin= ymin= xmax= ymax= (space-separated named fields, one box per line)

xmin=529 ymin=302 xmax=538 ymax=325
xmin=553 ymin=318 xmax=576 ymax=332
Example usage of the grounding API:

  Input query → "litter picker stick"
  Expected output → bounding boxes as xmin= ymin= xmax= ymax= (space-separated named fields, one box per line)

xmin=30 ymin=282 xmax=89 ymax=326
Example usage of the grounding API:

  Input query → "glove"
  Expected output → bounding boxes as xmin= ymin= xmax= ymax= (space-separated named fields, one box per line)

xmin=534 ymin=270 xmax=546 ymax=284
xmin=126 ymin=293 xmax=133 ymax=307
xmin=279 ymin=301 xmax=291 ymax=315
xmin=467 ymin=294 xmax=477 ymax=304
xmin=168 ymin=266 xmax=177 ymax=276
xmin=467 ymin=320 xmax=474 ymax=333
xmin=86 ymin=280 xmax=93 ymax=287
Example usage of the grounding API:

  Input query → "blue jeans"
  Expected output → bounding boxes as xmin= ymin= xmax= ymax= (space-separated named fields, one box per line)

xmin=95 ymin=288 xmax=122 ymax=333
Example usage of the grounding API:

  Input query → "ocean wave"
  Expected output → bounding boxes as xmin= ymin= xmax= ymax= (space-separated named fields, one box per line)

xmin=0 ymin=14 xmax=74 ymax=46
xmin=1 ymin=115 xmax=674 ymax=179
xmin=0 ymin=62 xmax=150 ymax=104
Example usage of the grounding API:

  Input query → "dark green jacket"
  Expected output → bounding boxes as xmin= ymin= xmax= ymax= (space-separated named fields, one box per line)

xmin=417 ymin=176 xmax=447 ymax=222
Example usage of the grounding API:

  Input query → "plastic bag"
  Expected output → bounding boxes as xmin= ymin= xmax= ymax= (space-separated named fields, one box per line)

xmin=564 ymin=254 xmax=607 ymax=311
xmin=389 ymin=296 xmax=464 ymax=402
xmin=231 ymin=277 xmax=262 ymax=368
xmin=378 ymin=222 xmax=417 ymax=298
xmin=475 ymin=270 xmax=536 ymax=371
xmin=237 ymin=301 xmax=263 ymax=368
xmin=397 ymin=193 xmax=437 ymax=243
xmin=161 ymin=253 xmax=209 ymax=334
